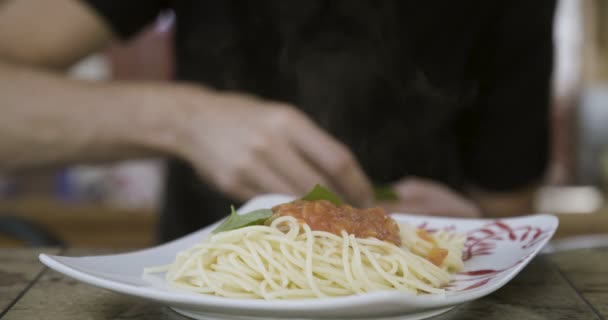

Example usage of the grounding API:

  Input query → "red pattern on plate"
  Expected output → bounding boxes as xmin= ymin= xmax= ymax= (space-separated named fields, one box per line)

xmin=418 ymin=220 xmax=552 ymax=292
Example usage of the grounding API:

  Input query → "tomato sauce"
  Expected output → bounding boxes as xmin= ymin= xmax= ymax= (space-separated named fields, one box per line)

xmin=271 ymin=200 xmax=401 ymax=245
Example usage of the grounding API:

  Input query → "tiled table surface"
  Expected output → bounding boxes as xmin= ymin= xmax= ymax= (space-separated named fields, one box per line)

xmin=0 ymin=247 xmax=606 ymax=320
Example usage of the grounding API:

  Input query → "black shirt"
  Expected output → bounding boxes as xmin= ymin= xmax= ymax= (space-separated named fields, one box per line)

xmin=85 ymin=0 xmax=554 ymax=242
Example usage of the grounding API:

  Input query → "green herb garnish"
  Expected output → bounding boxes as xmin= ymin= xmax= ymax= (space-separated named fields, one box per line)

xmin=212 ymin=184 xmax=371 ymax=234
xmin=373 ymin=185 xmax=399 ymax=202
xmin=300 ymin=184 xmax=344 ymax=206
xmin=212 ymin=206 xmax=273 ymax=234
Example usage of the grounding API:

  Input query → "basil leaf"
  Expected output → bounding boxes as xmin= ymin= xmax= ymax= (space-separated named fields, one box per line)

xmin=300 ymin=184 xmax=343 ymax=206
xmin=374 ymin=185 xmax=399 ymax=202
xmin=212 ymin=206 xmax=274 ymax=234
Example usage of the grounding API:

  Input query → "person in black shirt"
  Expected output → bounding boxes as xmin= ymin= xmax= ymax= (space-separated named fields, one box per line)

xmin=0 ymin=0 xmax=554 ymax=242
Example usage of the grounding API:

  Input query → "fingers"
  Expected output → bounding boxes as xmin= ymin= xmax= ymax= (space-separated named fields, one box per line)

xmin=222 ymin=181 xmax=261 ymax=202
xmin=221 ymin=162 xmax=301 ymax=202
xmin=378 ymin=202 xmax=435 ymax=215
xmin=380 ymin=200 xmax=480 ymax=217
xmin=383 ymin=177 xmax=481 ymax=217
xmin=208 ymin=147 xmax=300 ymax=201
xmin=241 ymin=160 xmax=300 ymax=197
xmin=288 ymin=117 xmax=373 ymax=207
xmin=264 ymin=142 xmax=334 ymax=196
xmin=392 ymin=178 xmax=439 ymax=201
xmin=187 ymin=98 xmax=373 ymax=205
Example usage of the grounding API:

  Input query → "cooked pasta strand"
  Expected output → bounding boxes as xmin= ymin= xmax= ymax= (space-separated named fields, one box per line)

xmin=144 ymin=216 xmax=464 ymax=299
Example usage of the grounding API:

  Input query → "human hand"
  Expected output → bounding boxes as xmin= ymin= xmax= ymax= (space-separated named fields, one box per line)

xmin=378 ymin=177 xmax=481 ymax=217
xmin=168 ymin=89 xmax=373 ymax=206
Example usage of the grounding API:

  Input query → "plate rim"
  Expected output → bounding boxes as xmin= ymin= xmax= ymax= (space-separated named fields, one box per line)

xmin=38 ymin=194 xmax=558 ymax=317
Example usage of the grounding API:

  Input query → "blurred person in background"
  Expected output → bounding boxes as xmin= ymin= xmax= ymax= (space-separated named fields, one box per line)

xmin=0 ymin=0 xmax=554 ymax=241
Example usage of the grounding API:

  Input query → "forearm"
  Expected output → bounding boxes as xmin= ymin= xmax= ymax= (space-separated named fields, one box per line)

xmin=0 ymin=61 xmax=375 ymax=204
xmin=0 ymin=61 xmax=188 ymax=170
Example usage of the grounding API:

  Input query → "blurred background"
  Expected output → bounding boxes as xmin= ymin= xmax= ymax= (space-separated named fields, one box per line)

xmin=1 ymin=0 xmax=607 ymax=249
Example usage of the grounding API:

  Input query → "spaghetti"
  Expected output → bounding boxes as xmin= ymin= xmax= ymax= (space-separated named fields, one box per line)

xmin=144 ymin=214 xmax=464 ymax=300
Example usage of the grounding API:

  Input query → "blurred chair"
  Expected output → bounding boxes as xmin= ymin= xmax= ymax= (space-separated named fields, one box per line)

xmin=0 ymin=215 xmax=64 ymax=247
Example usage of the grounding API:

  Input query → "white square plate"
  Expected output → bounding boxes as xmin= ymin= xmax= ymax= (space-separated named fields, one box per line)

xmin=39 ymin=195 xmax=558 ymax=320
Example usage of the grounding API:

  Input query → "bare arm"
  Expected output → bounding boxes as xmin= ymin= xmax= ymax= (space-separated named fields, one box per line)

xmin=0 ymin=62 xmax=373 ymax=204
xmin=0 ymin=0 xmax=167 ymax=168
xmin=0 ymin=0 xmax=112 ymax=69
xmin=0 ymin=61 xmax=179 ymax=169
xmin=0 ymin=0 xmax=373 ymax=204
